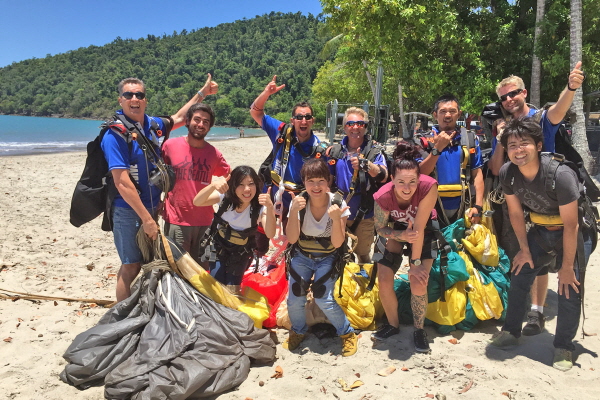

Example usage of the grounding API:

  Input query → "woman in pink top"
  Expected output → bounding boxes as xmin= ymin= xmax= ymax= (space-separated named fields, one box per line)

xmin=371 ymin=141 xmax=438 ymax=354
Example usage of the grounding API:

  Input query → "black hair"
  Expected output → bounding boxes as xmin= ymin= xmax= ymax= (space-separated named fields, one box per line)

xmin=500 ymin=118 xmax=544 ymax=150
xmin=186 ymin=103 xmax=215 ymax=127
xmin=292 ymin=101 xmax=314 ymax=116
xmin=300 ymin=158 xmax=330 ymax=183
xmin=433 ymin=93 xmax=461 ymax=113
xmin=226 ymin=165 xmax=262 ymax=210
xmin=391 ymin=140 xmax=421 ymax=177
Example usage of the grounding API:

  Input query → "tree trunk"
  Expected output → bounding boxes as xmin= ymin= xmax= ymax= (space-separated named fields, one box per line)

xmin=398 ymin=84 xmax=408 ymax=141
xmin=570 ymin=0 xmax=593 ymax=171
xmin=530 ymin=0 xmax=545 ymax=108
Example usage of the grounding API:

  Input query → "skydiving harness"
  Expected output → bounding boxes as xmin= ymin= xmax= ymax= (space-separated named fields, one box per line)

xmin=417 ymin=127 xmax=476 ymax=226
xmin=69 ymin=114 xmax=173 ymax=231
xmin=200 ymin=197 xmax=262 ymax=276
xmin=372 ymin=218 xmax=453 ymax=301
xmin=258 ymin=123 xmax=325 ymax=215
xmin=286 ymin=191 xmax=353 ymax=298
xmin=507 ymin=153 xmax=600 ymax=336
xmin=328 ymin=138 xmax=387 ymax=233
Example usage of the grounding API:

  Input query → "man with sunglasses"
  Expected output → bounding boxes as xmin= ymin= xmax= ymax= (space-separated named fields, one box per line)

xmin=250 ymin=75 xmax=324 ymax=232
xmin=328 ymin=107 xmax=388 ymax=263
xmin=487 ymin=62 xmax=585 ymax=337
xmin=102 ymin=75 xmax=218 ymax=301
xmin=418 ymin=94 xmax=484 ymax=227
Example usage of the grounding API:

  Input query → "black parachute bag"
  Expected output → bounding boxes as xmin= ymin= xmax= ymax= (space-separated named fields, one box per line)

xmin=69 ymin=126 xmax=121 ymax=231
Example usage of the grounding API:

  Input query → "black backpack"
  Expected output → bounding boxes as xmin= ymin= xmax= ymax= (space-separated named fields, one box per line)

xmin=69 ymin=115 xmax=171 ymax=231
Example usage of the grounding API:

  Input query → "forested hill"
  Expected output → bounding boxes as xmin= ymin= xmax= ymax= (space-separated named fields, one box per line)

xmin=0 ymin=12 xmax=329 ymax=125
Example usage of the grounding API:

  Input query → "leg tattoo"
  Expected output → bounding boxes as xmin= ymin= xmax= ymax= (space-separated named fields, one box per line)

xmin=411 ymin=293 xmax=427 ymax=329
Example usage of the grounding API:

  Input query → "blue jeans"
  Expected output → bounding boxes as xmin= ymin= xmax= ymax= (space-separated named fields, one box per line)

xmin=287 ymin=252 xmax=353 ymax=336
xmin=502 ymin=226 xmax=593 ymax=351
xmin=112 ymin=206 xmax=155 ymax=265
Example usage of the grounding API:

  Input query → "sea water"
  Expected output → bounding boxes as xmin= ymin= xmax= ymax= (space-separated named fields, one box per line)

xmin=0 ymin=115 xmax=265 ymax=156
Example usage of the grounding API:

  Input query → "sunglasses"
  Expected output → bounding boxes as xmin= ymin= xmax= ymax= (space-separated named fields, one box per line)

xmin=121 ymin=91 xmax=146 ymax=100
xmin=293 ymin=114 xmax=313 ymax=120
xmin=345 ymin=120 xmax=367 ymax=128
xmin=499 ymin=88 xmax=523 ymax=102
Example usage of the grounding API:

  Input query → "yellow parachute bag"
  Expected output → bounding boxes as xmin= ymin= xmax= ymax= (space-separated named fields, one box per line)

xmin=425 ymin=250 xmax=475 ymax=326
xmin=181 ymin=256 xmax=270 ymax=329
xmin=461 ymin=222 xmax=499 ymax=267
xmin=159 ymin=234 xmax=270 ymax=329
xmin=335 ymin=262 xmax=384 ymax=331
xmin=465 ymin=260 xmax=504 ymax=321
xmin=425 ymin=280 xmax=468 ymax=326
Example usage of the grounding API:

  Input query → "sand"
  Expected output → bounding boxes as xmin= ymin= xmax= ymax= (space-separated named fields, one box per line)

xmin=1 ymin=134 xmax=600 ymax=400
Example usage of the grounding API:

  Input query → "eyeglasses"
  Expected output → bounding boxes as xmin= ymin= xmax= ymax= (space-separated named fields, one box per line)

xmin=499 ymin=88 xmax=523 ymax=102
xmin=121 ymin=91 xmax=146 ymax=100
xmin=345 ymin=120 xmax=367 ymax=128
xmin=293 ymin=114 xmax=313 ymax=120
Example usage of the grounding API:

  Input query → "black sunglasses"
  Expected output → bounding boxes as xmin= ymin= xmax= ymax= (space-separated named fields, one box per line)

xmin=499 ymin=88 xmax=523 ymax=102
xmin=121 ymin=91 xmax=146 ymax=100
xmin=345 ymin=120 xmax=367 ymax=128
xmin=293 ymin=114 xmax=313 ymax=120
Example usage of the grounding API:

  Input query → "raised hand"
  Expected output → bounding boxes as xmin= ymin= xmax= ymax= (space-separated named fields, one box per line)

xmin=200 ymin=73 xmax=219 ymax=96
xmin=213 ymin=174 xmax=230 ymax=194
xmin=289 ymin=192 xmax=306 ymax=213
xmin=264 ymin=75 xmax=286 ymax=96
xmin=568 ymin=61 xmax=584 ymax=91
xmin=328 ymin=204 xmax=350 ymax=220
xmin=258 ymin=187 xmax=274 ymax=209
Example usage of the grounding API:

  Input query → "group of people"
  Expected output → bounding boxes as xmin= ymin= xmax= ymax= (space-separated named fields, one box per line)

xmin=99 ymin=61 xmax=589 ymax=370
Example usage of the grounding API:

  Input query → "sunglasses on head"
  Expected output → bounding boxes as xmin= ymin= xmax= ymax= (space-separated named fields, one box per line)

xmin=499 ymin=88 xmax=523 ymax=102
xmin=293 ymin=114 xmax=313 ymax=120
xmin=345 ymin=120 xmax=367 ymax=128
xmin=121 ymin=91 xmax=146 ymax=100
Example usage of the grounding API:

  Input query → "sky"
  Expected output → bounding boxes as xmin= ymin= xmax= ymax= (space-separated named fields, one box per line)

xmin=0 ymin=0 xmax=324 ymax=68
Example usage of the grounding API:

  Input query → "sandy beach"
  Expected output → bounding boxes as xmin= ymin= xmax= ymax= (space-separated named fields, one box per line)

xmin=1 ymin=134 xmax=600 ymax=400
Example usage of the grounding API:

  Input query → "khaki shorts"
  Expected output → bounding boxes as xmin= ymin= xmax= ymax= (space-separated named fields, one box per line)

xmin=347 ymin=217 xmax=376 ymax=259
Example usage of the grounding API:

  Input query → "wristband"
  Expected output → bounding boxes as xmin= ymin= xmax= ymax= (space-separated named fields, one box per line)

xmin=567 ymin=84 xmax=577 ymax=92
xmin=472 ymin=205 xmax=483 ymax=213
xmin=197 ymin=90 xmax=205 ymax=98
xmin=375 ymin=165 xmax=386 ymax=181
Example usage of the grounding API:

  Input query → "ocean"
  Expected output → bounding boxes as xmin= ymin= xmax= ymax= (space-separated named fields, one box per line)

xmin=0 ymin=115 xmax=265 ymax=156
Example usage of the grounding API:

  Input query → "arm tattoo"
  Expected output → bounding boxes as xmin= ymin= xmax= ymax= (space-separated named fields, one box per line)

xmin=374 ymin=204 xmax=406 ymax=241
xmin=411 ymin=293 xmax=428 ymax=329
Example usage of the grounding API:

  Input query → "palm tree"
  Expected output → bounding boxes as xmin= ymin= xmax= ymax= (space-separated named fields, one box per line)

xmin=570 ymin=0 xmax=593 ymax=170
xmin=530 ymin=0 xmax=545 ymax=109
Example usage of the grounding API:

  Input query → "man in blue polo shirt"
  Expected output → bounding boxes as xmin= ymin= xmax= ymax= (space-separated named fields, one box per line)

xmin=419 ymin=94 xmax=484 ymax=227
xmin=329 ymin=107 xmax=388 ymax=263
xmin=250 ymin=75 xmax=323 ymax=232
xmin=103 ymin=75 xmax=216 ymax=301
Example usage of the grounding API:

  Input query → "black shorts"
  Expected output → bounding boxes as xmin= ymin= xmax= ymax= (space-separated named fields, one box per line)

xmin=377 ymin=232 xmax=439 ymax=274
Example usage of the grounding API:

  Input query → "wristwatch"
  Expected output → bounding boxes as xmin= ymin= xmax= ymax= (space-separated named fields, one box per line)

xmin=431 ymin=148 xmax=441 ymax=156
xmin=410 ymin=258 xmax=422 ymax=266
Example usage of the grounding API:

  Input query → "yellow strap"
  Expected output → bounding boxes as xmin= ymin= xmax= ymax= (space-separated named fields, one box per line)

xmin=529 ymin=212 xmax=563 ymax=226
xmin=437 ymin=184 xmax=464 ymax=198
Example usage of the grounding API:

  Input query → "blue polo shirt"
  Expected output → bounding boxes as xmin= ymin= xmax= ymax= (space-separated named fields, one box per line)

xmin=491 ymin=109 xmax=560 ymax=153
xmin=430 ymin=126 xmax=483 ymax=210
xmin=330 ymin=136 xmax=387 ymax=220
xmin=261 ymin=114 xmax=322 ymax=209
xmin=101 ymin=111 xmax=165 ymax=209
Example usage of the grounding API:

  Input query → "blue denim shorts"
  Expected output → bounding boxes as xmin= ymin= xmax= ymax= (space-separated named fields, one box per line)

xmin=112 ymin=206 xmax=154 ymax=264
